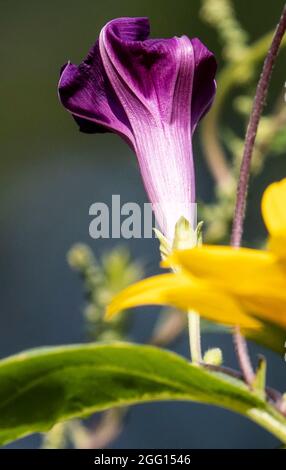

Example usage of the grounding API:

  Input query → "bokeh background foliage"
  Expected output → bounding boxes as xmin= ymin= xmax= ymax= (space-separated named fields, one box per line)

xmin=0 ymin=0 xmax=286 ymax=448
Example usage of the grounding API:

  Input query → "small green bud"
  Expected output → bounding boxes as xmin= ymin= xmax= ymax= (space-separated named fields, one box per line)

xmin=67 ymin=243 xmax=94 ymax=271
xmin=203 ymin=348 xmax=223 ymax=366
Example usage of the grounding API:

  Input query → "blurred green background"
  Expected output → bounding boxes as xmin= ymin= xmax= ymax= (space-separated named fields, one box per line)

xmin=0 ymin=0 xmax=285 ymax=448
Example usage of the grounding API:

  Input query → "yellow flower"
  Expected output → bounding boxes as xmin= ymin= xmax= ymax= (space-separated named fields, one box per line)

xmin=262 ymin=178 xmax=286 ymax=259
xmin=107 ymin=179 xmax=286 ymax=330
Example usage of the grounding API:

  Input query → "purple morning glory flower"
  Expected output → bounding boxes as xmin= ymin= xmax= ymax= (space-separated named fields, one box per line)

xmin=58 ymin=17 xmax=216 ymax=240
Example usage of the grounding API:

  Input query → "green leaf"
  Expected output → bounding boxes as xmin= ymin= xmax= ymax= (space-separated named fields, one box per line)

xmin=0 ymin=343 xmax=285 ymax=446
xmin=252 ymin=356 xmax=267 ymax=400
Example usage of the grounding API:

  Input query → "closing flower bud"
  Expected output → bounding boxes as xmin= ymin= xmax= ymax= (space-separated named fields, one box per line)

xmin=58 ymin=17 xmax=216 ymax=240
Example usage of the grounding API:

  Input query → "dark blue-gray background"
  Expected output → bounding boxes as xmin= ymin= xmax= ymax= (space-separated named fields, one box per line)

xmin=0 ymin=0 xmax=285 ymax=448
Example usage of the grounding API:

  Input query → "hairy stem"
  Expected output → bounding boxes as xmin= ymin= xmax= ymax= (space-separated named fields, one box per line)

xmin=233 ymin=327 xmax=255 ymax=385
xmin=231 ymin=4 xmax=286 ymax=247
xmin=201 ymin=29 xmax=286 ymax=190
xmin=231 ymin=4 xmax=286 ymax=385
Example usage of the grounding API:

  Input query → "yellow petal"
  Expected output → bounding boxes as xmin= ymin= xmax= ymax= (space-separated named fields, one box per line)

xmin=262 ymin=178 xmax=286 ymax=237
xmin=238 ymin=294 xmax=286 ymax=327
xmin=106 ymin=272 xmax=260 ymax=329
xmin=268 ymin=235 xmax=286 ymax=259
xmin=165 ymin=246 xmax=286 ymax=328
xmin=167 ymin=246 xmax=286 ymax=295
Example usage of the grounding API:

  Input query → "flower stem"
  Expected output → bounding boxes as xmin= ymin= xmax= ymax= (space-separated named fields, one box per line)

xmin=247 ymin=409 xmax=286 ymax=444
xmin=231 ymin=4 xmax=286 ymax=385
xmin=231 ymin=3 xmax=286 ymax=248
xmin=233 ymin=326 xmax=255 ymax=385
xmin=188 ymin=311 xmax=202 ymax=364
xmin=201 ymin=29 xmax=286 ymax=191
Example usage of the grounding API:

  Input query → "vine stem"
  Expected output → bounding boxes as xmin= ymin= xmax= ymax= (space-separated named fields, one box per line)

xmin=201 ymin=29 xmax=286 ymax=191
xmin=231 ymin=4 xmax=286 ymax=385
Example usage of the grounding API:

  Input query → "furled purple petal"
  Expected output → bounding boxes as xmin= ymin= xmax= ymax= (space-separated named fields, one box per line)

xmin=58 ymin=43 xmax=134 ymax=146
xmin=100 ymin=17 xmax=184 ymax=121
xmin=58 ymin=17 xmax=217 ymax=240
